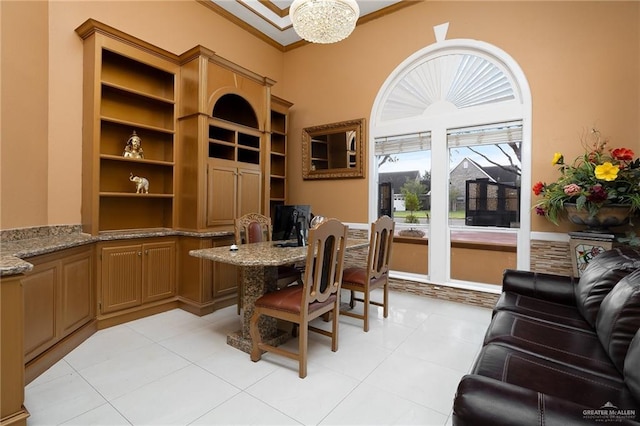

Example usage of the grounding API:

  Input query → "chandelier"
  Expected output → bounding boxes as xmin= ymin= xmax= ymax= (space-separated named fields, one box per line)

xmin=290 ymin=0 xmax=360 ymax=44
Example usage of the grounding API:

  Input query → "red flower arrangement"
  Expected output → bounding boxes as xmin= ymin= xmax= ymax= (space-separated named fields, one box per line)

xmin=532 ymin=129 xmax=640 ymax=225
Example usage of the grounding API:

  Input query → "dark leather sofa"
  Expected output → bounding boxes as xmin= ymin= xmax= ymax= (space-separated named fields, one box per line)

xmin=453 ymin=246 xmax=640 ymax=425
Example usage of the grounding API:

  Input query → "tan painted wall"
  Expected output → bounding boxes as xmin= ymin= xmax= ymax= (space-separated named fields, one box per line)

xmin=1 ymin=0 xmax=284 ymax=229
xmin=281 ymin=1 xmax=640 ymax=229
xmin=1 ymin=1 xmax=638 ymax=232
xmin=1 ymin=0 xmax=50 ymax=228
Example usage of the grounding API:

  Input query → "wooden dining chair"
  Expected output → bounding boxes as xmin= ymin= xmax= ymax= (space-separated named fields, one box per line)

xmin=234 ymin=213 xmax=301 ymax=314
xmin=341 ymin=215 xmax=395 ymax=332
xmin=249 ymin=218 xmax=348 ymax=378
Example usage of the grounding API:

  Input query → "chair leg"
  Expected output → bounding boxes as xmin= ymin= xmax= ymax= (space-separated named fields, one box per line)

xmin=331 ymin=305 xmax=339 ymax=352
xmin=364 ymin=288 xmax=373 ymax=332
xmin=349 ymin=290 xmax=356 ymax=308
xmin=383 ymin=282 xmax=389 ymax=318
xmin=249 ymin=309 xmax=262 ymax=362
xmin=298 ymin=322 xmax=308 ymax=378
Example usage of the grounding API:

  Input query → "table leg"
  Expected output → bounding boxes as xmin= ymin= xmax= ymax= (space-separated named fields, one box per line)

xmin=226 ymin=265 xmax=290 ymax=353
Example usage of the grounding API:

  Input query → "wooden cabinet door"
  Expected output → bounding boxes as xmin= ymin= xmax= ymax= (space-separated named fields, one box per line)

xmin=23 ymin=260 xmax=58 ymax=362
xmin=100 ymin=245 xmax=142 ymax=314
xmin=142 ymin=240 xmax=176 ymax=303
xmin=238 ymin=167 xmax=262 ymax=217
xmin=211 ymin=236 xmax=238 ymax=300
xmin=23 ymin=246 xmax=94 ymax=363
xmin=60 ymin=248 xmax=94 ymax=336
xmin=207 ymin=162 xmax=237 ymax=226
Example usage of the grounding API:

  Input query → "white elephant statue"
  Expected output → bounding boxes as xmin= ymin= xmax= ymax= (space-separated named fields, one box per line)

xmin=129 ymin=173 xmax=149 ymax=194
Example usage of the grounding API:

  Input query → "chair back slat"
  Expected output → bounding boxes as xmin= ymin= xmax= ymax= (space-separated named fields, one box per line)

xmin=303 ymin=219 xmax=348 ymax=305
xmin=367 ymin=216 xmax=395 ymax=281
xmin=235 ymin=213 xmax=272 ymax=245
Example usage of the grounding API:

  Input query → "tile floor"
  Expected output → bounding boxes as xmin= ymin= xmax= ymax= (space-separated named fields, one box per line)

xmin=25 ymin=290 xmax=492 ymax=425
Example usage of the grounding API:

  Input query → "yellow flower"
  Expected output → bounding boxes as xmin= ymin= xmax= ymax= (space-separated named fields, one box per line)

xmin=552 ymin=152 xmax=564 ymax=165
xmin=595 ymin=162 xmax=620 ymax=181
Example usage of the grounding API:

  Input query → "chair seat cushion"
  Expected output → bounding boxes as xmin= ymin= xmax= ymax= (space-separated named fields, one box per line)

xmin=255 ymin=285 xmax=336 ymax=314
xmin=342 ymin=267 xmax=386 ymax=289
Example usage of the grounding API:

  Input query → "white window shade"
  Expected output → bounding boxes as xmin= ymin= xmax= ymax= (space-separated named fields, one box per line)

xmin=447 ymin=121 xmax=522 ymax=147
xmin=375 ymin=132 xmax=432 ymax=156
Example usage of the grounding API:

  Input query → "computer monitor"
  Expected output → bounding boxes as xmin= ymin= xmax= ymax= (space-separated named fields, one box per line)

xmin=272 ymin=205 xmax=311 ymax=241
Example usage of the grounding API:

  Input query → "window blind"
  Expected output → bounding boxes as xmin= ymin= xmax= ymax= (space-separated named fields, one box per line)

xmin=374 ymin=132 xmax=432 ymax=156
xmin=447 ymin=120 xmax=522 ymax=147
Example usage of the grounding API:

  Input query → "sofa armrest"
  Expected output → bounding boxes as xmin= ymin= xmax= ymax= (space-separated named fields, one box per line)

xmin=453 ymin=375 xmax=638 ymax=426
xmin=502 ymin=269 xmax=576 ymax=305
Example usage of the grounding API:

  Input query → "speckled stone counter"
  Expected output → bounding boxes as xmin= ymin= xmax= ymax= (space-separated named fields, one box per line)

xmin=0 ymin=225 xmax=232 ymax=277
xmin=190 ymin=238 xmax=369 ymax=353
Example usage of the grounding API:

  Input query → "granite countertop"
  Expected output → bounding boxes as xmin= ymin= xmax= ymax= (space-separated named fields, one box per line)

xmin=190 ymin=238 xmax=369 ymax=267
xmin=0 ymin=226 xmax=233 ymax=277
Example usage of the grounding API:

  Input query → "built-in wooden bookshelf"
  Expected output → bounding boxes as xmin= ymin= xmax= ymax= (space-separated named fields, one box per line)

xmin=76 ymin=20 xmax=179 ymax=234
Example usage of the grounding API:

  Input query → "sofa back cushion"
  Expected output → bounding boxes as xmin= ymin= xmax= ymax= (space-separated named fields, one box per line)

xmin=576 ymin=246 xmax=640 ymax=327
xmin=624 ymin=328 xmax=640 ymax=402
xmin=596 ymin=269 xmax=640 ymax=373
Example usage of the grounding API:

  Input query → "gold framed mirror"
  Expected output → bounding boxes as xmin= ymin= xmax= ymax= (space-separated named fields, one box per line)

xmin=301 ymin=118 xmax=366 ymax=179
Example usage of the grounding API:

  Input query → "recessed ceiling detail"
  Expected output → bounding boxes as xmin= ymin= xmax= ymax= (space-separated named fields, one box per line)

xmin=380 ymin=54 xmax=517 ymax=122
xmin=200 ymin=0 xmax=415 ymax=50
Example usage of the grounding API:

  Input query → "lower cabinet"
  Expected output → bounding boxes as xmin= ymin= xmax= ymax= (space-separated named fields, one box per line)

xmin=178 ymin=235 xmax=238 ymax=315
xmin=1 ymin=274 xmax=28 ymax=426
xmin=97 ymin=238 xmax=176 ymax=315
xmin=23 ymin=246 xmax=94 ymax=363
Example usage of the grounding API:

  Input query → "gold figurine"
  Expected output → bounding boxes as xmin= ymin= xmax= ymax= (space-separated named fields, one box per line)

xmin=123 ymin=130 xmax=144 ymax=159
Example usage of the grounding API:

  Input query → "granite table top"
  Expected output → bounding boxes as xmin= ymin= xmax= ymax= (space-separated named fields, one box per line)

xmin=190 ymin=239 xmax=369 ymax=267
xmin=1 ymin=227 xmax=233 ymax=277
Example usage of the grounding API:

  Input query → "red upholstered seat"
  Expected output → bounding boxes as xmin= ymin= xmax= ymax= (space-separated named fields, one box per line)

xmin=342 ymin=267 xmax=387 ymax=289
xmin=250 ymin=218 xmax=348 ymax=378
xmin=255 ymin=285 xmax=337 ymax=314
xmin=341 ymin=215 xmax=395 ymax=332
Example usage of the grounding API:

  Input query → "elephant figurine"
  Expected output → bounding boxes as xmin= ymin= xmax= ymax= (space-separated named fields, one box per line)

xmin=129 ymin=173 xmax=149 ymax=194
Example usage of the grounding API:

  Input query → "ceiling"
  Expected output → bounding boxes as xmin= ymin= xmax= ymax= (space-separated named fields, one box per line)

xmin=199 ymin=0 xmax=416 ymax=50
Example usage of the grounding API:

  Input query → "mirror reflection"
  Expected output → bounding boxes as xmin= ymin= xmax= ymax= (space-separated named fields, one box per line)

xmin=301 ymin=118 xmax=366 ymax=179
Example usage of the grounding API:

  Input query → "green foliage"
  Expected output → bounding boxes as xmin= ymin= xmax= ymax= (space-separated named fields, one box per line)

xmin=404 ymin=192 xmax=421 ymax=215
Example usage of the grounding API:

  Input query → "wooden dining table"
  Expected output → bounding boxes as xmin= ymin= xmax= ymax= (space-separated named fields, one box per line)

xmin=189 ymin=238 xmax=369 ymax=353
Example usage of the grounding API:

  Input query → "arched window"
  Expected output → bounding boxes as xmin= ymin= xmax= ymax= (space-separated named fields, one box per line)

xmin=369 ymin=24 xmax=532 ymax=291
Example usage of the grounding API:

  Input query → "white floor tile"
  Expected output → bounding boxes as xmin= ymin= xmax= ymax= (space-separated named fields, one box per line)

xmin=364 ymin=352 xmax=464 ymax=415
xmin=63 ymin=326 xmax=153 ymax=372
xmin=25 ymin=371 xmax=106 ymax=425
xmin=397 ymin=327 xmax=481 ymax=373
xmin=246 ymin=363 xmax=359 ymax=425
xmin=418 ymin=312 xmax=491 ymax=344
xmin=159 ymin=324 xmax=229 ymax=362
xmin=190 ymin=392 xmax=300 ymax=425
xmin=78 ymin=342 xmax=191 ymax=400
xmin=307 ymin=334 xmax=392 ymax=380
xmin=111 ymin=364 xmax=239 ymax=425
xmin=197 ymin=344 xmax=280 ymax=390
xmin=24 ymin=291 xmax=490 ymax=426
xmin=321 ymin=382 xmax=447 ymax=425
xmin=26 ymin=360 xmax=75 ymax=389
xmin=125 ymin=309 xmax=212 ymax=342
xmin=60 ymin=403 xmax=130 ymax=425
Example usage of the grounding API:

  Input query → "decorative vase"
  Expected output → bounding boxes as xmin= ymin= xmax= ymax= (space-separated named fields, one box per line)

xmin=564 ymin=202 xmax=632 ymax=233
